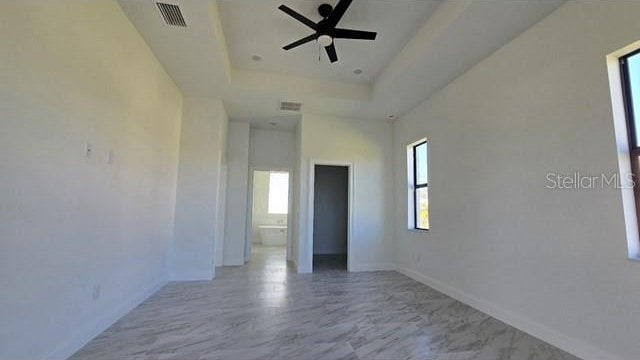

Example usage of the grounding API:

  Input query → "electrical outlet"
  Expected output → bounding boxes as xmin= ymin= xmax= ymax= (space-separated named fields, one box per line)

xmin=85 ymin=143 xmax=93 ymax=159
xmin=107 ymin=150 xmax=114 ymax=165
xmin=92 ymin=285 xmax=101 ymax=300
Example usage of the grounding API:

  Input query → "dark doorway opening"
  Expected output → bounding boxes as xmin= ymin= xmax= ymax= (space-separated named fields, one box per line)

xmin=312 ymin=165 xmax=348 ymax=271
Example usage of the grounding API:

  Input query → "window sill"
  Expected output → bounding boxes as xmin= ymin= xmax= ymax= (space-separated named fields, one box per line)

xmin=628 ymin=255 xmax=640 ymax=262
xmin=407 ymin=228 xmax=429 ymax=234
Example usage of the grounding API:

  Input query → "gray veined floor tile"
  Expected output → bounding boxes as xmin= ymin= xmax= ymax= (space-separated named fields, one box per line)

xmin=276 ymin=342 xmax=357 ymax=360
xmin=69 ymin=246 xmax=581 ymax=360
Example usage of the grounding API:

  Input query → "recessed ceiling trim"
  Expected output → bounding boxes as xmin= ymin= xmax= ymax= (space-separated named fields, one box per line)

xmin=120 ymin=0 xmax=564 ymax=121
xmin=232 ymin=69 xmax=372 ymax=102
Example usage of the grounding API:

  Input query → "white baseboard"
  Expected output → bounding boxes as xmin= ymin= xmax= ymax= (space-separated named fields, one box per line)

xmin=296 ymin=263 xmax=312 ymax=274
xmin=47 ymin=276 xmax=168 ymax=360
xmin=396 ymin=266 xmax=623 ymax=360
xmin=170 ymin=271 xmax=214 ymax=281
xmin=350 ymin=262 xmax=397 ymax=272
xmin=222 ymin=258 xmax=244 ymax=267
xmin=289 ymin=258 xmax=300 ymax=273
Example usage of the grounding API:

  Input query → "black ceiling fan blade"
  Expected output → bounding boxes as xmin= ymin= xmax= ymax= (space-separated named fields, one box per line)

xmin=278 ymin=5 xmax=317 ymax=30
xmin=283 ymin=34 xmax=318 ymax=50
xmin=326 ymin=0 xmax=353 ymax=27
xmin=333 ymin=28 xmax=377 ymax=40
xmin=325 ymin=43 xmax=338 ymax=63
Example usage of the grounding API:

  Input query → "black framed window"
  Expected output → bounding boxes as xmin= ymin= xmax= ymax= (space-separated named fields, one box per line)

xmin=621 ymin=49 xmax=640 ymax=231
xmin=412 ymin=140 xmax=429 ymax=230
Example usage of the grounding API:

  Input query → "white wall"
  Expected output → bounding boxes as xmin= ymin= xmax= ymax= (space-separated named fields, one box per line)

xmin=251 ymin=171 xmax=287 ymax=244
xmin=291 ymin=123 xmax=303 ymax=266
xmin=172 ymin=97 xmax=227 ymax=280
xmin=296 ymin=114 xmax=395 ymax=272
xmin=223 ymin=121 xmax=250 ymax=265
xmin=249 ymin=128 xmax=296 ymax=169
xmin=392 ymin=2 xmax=640 ymax=360
xmin=215 ymin=118 xmax=229 ymax=267
xmin=0 ymin=2 xmax=182 ymax=359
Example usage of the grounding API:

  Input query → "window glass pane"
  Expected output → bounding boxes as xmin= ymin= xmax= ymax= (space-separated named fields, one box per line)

xmin=415 ymin=142 xmax=428 ymax=184
xmin=268 ymin=172 xmax=289 ymax=214
xmin=627 ymin=53 xmax=640 ymax=146
xmin=415 ymin=187 xmax=429 ymax=229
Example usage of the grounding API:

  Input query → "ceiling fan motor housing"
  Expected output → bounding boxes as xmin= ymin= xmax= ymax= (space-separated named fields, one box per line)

xmin=318 ymin=4 xmax=333 ymax=18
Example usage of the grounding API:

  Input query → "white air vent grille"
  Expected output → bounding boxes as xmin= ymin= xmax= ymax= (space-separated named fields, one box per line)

xmin=279 ymin=101 xmax=302 ymax=112
xmin=157 ymin=2 xmax=186 ymax=27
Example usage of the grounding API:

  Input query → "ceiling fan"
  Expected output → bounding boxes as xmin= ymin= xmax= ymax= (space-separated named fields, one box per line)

xmin=278 ymin=0 xmax=377 ymax=63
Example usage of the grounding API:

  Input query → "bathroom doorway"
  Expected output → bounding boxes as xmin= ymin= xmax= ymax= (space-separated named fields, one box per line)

xmin=246 ymin=170 xmax=291 ymax=264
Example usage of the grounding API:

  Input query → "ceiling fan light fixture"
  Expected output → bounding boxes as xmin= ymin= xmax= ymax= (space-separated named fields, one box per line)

xmin=317 ymin=34 xmax=333 ymax=47
xmin=278 ymin=0 xmax=377 ymax=63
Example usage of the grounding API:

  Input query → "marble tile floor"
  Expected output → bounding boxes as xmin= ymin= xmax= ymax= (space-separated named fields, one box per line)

xmin=70 ymin=246 xmax=580 ymax=360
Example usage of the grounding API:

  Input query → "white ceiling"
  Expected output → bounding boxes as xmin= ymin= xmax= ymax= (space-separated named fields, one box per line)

xmin=218 ymin=0 xmax=441 ymax=85
xmin=118 ymin=0 xmax=564 ymax=123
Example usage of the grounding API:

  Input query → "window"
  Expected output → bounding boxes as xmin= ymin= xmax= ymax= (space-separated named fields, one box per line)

xmin=268 ymin=172 xmax=289 ymax=214
xmin=408 ymin=140 xmax=429 ymax=230
xmin=621 ymin=50 xmax=640 ymax=233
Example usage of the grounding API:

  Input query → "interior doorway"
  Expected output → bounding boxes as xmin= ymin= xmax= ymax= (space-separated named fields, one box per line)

xmin=312 ymin=165 xmax=349 ymax=271
xmin=246 ymin=170 xmax=290 ymax=264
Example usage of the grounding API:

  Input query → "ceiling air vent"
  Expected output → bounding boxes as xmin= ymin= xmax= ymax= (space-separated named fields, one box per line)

xmin=279 ymin=100 xmax=302 ymax=112
xmin=156 ymin=2 xmax=187 ymax=27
